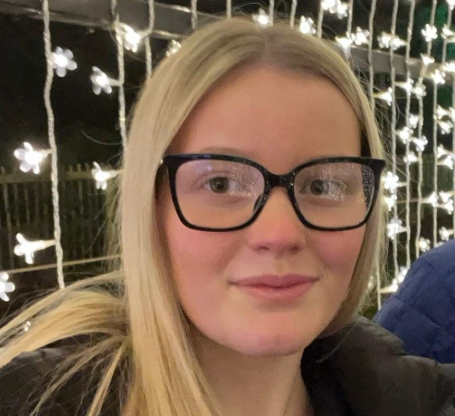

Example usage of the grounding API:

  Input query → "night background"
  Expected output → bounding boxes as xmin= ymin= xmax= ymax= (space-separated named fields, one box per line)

xmin=0 ymin=0 xmax=453 ymax=320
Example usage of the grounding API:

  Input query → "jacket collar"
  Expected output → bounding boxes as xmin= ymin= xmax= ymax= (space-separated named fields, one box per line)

xmin=301 ymin=316 xmax=455 ymax=416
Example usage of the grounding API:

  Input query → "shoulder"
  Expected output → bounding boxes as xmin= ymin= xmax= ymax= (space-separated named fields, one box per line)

xmin=0 ymin=347 xmax=88 ymax=416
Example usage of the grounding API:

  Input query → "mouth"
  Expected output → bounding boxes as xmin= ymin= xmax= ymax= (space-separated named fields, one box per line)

xmin=233 ymin=281 xmax=316 ymax=302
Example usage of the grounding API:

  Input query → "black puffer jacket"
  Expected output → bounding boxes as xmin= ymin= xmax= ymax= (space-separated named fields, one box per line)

xmin=0 ymin=316 xmax=454 ymax=415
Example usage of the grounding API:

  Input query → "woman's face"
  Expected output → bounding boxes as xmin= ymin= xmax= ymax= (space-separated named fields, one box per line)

xmin=160 ymin=65 xmax=365 ymax=356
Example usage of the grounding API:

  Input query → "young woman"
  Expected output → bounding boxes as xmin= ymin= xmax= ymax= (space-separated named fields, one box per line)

xmin=0 ymin=16 xmax=454 ymax=416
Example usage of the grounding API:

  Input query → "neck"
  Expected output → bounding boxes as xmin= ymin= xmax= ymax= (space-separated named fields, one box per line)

xmin=192 ymin=330 xmax=314 ymax=416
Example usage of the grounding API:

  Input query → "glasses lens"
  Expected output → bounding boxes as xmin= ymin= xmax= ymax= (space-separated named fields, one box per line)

xmin=175 ymin=159 xmax=265 ymax=229
xmin=294 ymin=162 xmax=375 ymax=228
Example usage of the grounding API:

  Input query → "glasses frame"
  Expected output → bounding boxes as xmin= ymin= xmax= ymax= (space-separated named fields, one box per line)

xmin=160 ymin=154 xmax=386 ymax=232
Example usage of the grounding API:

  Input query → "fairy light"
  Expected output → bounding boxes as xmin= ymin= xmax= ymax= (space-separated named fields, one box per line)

xmin=117 ymin=23 xmax=144 ymax=53
xmin=442 ymin=25 xmax=455 ymax=43
xmin=395 ymin=78 xmax=413 ymax=92
xmin=350 ymin=27 xmax=369 ymax=46
xmin=42 ymin=0 xmax=65 ymax=288
xmin=448 ymin=0 xmax=455 ymax=10
xmin=422 ymin=23 xmax=438 ymax=42
xmin=165 ymin=40 xmax=181 ymax=57
xmin=373 ymin=87 xmax=393 ymax=105
xmin=397 ymin=126 xmax=413 ymax=143
xmin=439 ymin=226 xmax=454 ymax=241
xmin=289 ymin=0 xmax=298 ymax=29
xmin=90 ymin=67 xmax=120 ymax=95
xmin=418 ymin=237 xmax=431 ymax=252
xmin=14 ymin=142 xmax=52 ymax=174
xmin=438 ymin=156 xmax=454 ymax=169
xmin=91 ymin=162 xmax=120 ymax=190
xmin=378 ymin=32 xmax=407 ymax=50
xmin=403 ymin=151 xmax=418 ymax=164
xmin=299 ymin=16 xmax=316 ymax=35
xmin=385 ymin=194 xmax=398 ymax=211
xmin=411 ymin=82 xmax=426 ymax=97
xmin=51 ymin=47 xmax=77 ymax=77
xmin=335 ymin=35 xmax=353 ymax=59
xmin=252 ymin=8 xmax=272 ymax=27
xmin=438 ymin=119 xmax=453 ymax=135
xmin=14 ymin=233 xmax=56 ymax=265
xmin=0 ymin=273 xmax=15 ymax=302
xmin=387 ymin=217 xmax=407 ymax=240
xmin=431 ymin=68 xmax=446 ymax=85
xmin=444 ymin=61 xmax=455 ymax=72
xmin=412 ymin=136 xmax=428 ymax=152
xmin=409 ymin=114 xmax=420 ymax=129
xmin=321 ymin=0 xmax=348 ymax=19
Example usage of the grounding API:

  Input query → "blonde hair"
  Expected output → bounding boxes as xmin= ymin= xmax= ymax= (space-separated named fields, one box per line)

xmin=0 ymin=16 xmax=386 ymax=416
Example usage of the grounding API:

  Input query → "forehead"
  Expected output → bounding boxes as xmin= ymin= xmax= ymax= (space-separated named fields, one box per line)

xmin=169 ymin=65 xmax=361 ymax=172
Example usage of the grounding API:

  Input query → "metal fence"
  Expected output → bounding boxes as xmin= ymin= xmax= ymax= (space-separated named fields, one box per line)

xmin=0 ymin=164 xmax=117 ymax=273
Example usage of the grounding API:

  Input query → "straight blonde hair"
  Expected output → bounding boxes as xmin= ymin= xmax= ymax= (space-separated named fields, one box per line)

xmin=0 ymin=16 xmax=386 ymax=416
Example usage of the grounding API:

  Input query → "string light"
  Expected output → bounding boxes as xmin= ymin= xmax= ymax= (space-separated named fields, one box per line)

xmin=165 ymin=40 xmax=181 ymax=57
xmin=403 ymin=151 xmax=418 ymax=164
xmin=387 ymin=217 xmax=407 ymax=240
xmin=384 ymin=194 xmax=398 ymax=211
xmin=90 ymin=67 xmax=120 ymax=95
xmin=299 ymin=16 xmax=316 ymax=35
xmin=0 ymin=273 xmax=15 ymax=302
xmin=418 ymin=237 xmax=431 ymax=252
xmin=447 ymin=0 xmax=455 ymax=10
xmin=321 ymin=0 xmax=348 ymax=19
xmin=395 ymin=78 xmax=414 ymax=92
xmin=431 ymin=68 xmax=446 ymax=85
xmin=14 ymin=142 xmax=51 ymax=174
xmin=437 ymin=119 xmax=453 ymax=134
xmin=373 ymin=87 xmax=393 ymax=105
xmin=409 ymin=114 xmax=420 ymax=129
xmin=412 ymin=136 xmax=428 ymax=152
xmin=252 ymin=8 xmax=272 ymax=27
xmin=411 ymin=82 xmax=426 ymax=98
xmin=91 ymin=162 xmax=121 ymax=190
xmin=439 ymin=226 xmax=454 ymax=240
xmin=116 ymin=23 xmax=145 ymax=53
xmin=422 ymin=24 xmax=438 ymax=42
xmin=350 ymin=27 xmax=369 ymax=45
xmin=51 ymin=47 xmax=77 ymax=77
xmin=443 ymin=61 xmax=455 ymax=72
xmin=13 ymin=233 xmax=56 ymax=265
xmin=378 ymin=32 xmax=407 ymax=50
xmin=442 ymin=25 xmax=455 ymax=42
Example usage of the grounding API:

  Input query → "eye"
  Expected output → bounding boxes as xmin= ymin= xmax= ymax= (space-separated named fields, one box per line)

xmin=208 ymin=177 xmax=230 ymax=193
xmin=304 ymin=179 xmax=347 ymax=200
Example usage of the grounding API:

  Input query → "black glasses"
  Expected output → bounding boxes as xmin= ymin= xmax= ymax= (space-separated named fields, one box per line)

xmin=159 ymin=154 xmax=386 ymax=232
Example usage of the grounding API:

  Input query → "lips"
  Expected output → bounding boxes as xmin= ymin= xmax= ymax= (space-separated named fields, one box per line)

xmin=233 ymin=274 xmax=319 ymax=288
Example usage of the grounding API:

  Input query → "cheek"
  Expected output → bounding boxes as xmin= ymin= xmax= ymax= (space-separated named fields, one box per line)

xmin=309 ymin=227 xmax=365 ymax=280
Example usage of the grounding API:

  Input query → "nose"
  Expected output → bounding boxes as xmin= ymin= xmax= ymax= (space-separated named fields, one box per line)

xmin=246 ymin=188 xmax=307 ymax=257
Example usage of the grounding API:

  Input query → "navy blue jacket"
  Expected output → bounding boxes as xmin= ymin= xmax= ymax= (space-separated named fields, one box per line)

xmin=374 ymin=238 xmax=455 ymax=364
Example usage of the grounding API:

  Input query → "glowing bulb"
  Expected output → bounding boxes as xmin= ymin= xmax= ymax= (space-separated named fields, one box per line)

xmin=437 ymin=145 xmax=452 ymax=158
xmin=118 ymin=23 xmax=144 ymax=53
xmin=409 ymin=114 xmax=420 ymax=129
xmin=411 ymin=83 xmax=426 ymax=97
xmin=387 ymin=218 xmax=406 ymax=240
xmin=443 ymin=61 xmax=455 ymax=72
xmin=373 ymin=87 xmax=393 ymax=106
xmin=439 ymin=156 xmax=454 ymax=169
xmin=351 ymin=27 xmax=369 ymax=46
xmin=412 ymin=136 xmax=428 ymax=152
xmin=447 ymin=0 xmax=455 ymax=10
xmin=424 ymin=192 xmax=438 ymax=207
xmin=396 ymin=79 xmax=414 ymax=92
xmin=90 ymin=67 xmax=118 ymax=95
xmin=404 ymin=151 xmax=418 ymax=164
xmin=439 ymin=226 xmax=454 ymax=241
xmin=0 ymin=273 xmax=15 ymax=302
xmin=422 ymin=24 xmax=438 ymax=42
xmin=397 ymin=126 xmax=413 ymax=143
xmin=378 ymin=32 xmax=406 ymax=50
xmin=252 ymin=8 xmax=272 ymax=27
xmin=384 ymin=194 xmax=397 ymax=211
xmin=14 ymin=142 xmax=51 ymax=174
xmin=437 ymin=105 xmax=450 ymax=120
xmin=166 ymin=40 xmax=182 ymax=57
xmin=418 ymin=237 xmax=431 ymax=252
xmin=431 ymin=69 xmax=446 ymax=85
xmin=14 ymin=233 xmax=56 ymax=265
xmin=321 ymin=0 xmax=348 ymax=18
xmin=438 ymin=119 xmax=453 ymax=134
xmin=397 ymin=267 xmax=408 ymax=284
xmin=442 ymin=25 xmax=455 ymax=42
xmin=51 ymin=47 xmax=77 ymax=77
xmin=439 ymin=191 xmax=453 ymax=204
xmin=299 ymin=17 xmax=316 ymax=35
xmin=91 ymin=162 xmax=120 ymax=190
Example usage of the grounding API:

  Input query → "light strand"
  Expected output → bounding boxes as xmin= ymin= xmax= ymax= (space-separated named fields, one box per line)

xmin=404 ymin=0 xmax=416 ymax=268
xmin=389 ymin=0 xmax=400 ymax=279
xmin=191 ymin=0 xmax=198 ymax=30
xmin=290 ymin=0 xmax=298 ymax=29
xmin=42 ymin=0 xmax=65 ymax=289
xmin=368 ymin=0 xmax=378 ymax=111
xmin=111 ymin=0 xmax=128 ymax=152
xmin=145 ymin=0 xmax=155 ymax=78
xmin=269 ymin=0 xmax=275 ymax=25
xmin=317 ymin=1 xmax=324 ymax=38
xmin=226 ymin=0 xmax=232 ymax=19
xmin=346 ymin=0 xmax=354 ymax=39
